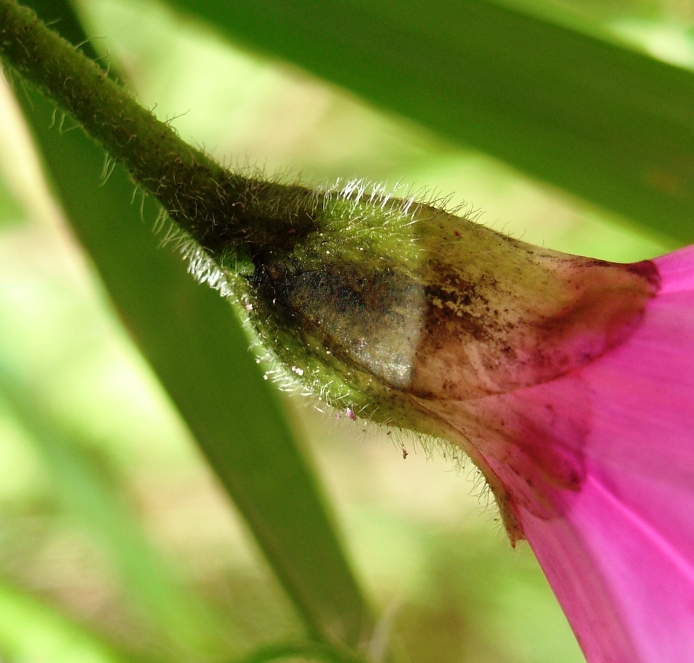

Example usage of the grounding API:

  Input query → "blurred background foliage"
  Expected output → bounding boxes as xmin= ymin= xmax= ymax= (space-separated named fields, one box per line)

xmin=0 ymin=0 xmax=690 ymax=661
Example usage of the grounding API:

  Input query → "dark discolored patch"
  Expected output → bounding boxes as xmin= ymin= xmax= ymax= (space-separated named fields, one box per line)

xmin=407 ymin=254 xmax=661 ymax=401
xmin=424 ymin=266 xmax=503 ymax=339
xmin=405 ymin=262 xmax=523 ymax=400
xmin=250 ymin=259 xmax=409 ymax=327
xmin=247 ymin=255 xmax=426 ymax=388
xmin=623 ymin=258 xmax=662 ymax=291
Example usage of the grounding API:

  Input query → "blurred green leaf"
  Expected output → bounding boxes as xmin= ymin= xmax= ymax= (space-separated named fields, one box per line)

xmin=234 ymin=640 xmax=365 ymax=663
xmin=13 ymin=0 xmax=375 ymax=651
xmin=164 ymin=0 xmax=694 ymax=243
xmin=0 ymin=358 xmax=230 ymax=659
xmin=0 ymin=176 xmax=23 ymax=228
xmin=0 ymin=579 xmax=132 ymax=663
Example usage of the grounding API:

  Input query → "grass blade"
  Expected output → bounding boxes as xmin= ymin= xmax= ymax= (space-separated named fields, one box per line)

xmin=164 ymin=0 xmax=694 ymax=242
xmin=12 ymin=0 xmax=374 ymax=649
xmin=0 ymin=580 xmax=135 ymax=663
xmin=0 ymin=357 xmax=230 ymax=658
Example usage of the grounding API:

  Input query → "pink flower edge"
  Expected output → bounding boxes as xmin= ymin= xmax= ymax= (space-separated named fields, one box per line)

xmin=494 ymin=245 xmax=694 ymax=662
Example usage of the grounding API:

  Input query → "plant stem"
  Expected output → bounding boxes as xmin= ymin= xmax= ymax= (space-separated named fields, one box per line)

xmin=0 ymin=0 xmax=316 ymax=252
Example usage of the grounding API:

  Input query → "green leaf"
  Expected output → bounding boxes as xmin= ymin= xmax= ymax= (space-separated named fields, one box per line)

xmin=163 ymin=0 xmax=694 ymax=243
xmin=234 ymin=640 xmax=365 ymax=663
xmin=0 ymin=358 xmax=230 ymax=658
xmin=0 ymin=175 xmax=23 ymax=228
xmin=13 ymin=0 xmax=374 ymax=650
xmin=0 ymin=579 xmax=133 ymax=663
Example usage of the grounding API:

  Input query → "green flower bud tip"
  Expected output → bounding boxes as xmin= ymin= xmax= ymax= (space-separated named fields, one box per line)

xmin=181 ymin=176 xmax=657 ymax=537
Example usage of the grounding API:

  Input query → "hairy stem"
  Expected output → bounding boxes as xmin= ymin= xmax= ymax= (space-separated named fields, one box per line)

xmin=0 ymin=0 xmax=316 ymax=251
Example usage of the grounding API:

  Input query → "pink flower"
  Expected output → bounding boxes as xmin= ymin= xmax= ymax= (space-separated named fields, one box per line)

xmin=226 ymin=189 xmax=694 ymax=661
xmin=527 ymin=245 xmax=694 ymax=662
xmin=418 ymin=244 xmax=694 ymax=662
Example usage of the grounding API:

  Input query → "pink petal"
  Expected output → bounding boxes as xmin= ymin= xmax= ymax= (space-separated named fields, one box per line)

xmin=652 ymin=244 xmax=694 ymax=294
xmin=524 ymin=471 xmax=694 ymax=663
xmin=470 ymin=257 xmax=694 ymax=662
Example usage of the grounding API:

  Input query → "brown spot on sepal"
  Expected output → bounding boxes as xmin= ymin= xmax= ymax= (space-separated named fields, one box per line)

xmin=408 ymin=251 xmax=660 ymax=402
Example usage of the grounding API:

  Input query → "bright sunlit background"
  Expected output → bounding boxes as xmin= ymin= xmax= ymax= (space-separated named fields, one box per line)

xmin=0 ymin=0 xmax=687 ymax=661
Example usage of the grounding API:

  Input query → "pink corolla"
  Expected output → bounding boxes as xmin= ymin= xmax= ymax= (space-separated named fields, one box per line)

xmin=199 ymin=184 xmax=694 ymax=661
xmin=508 ymin=245 xmax=694 ymax=663
xmin=416 ymin=243 xmax=694 ymax=663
